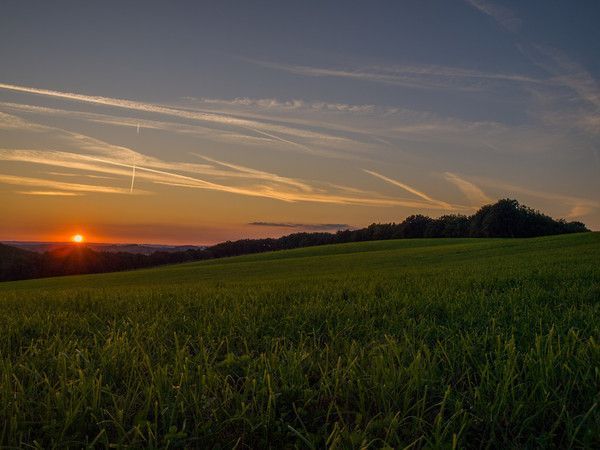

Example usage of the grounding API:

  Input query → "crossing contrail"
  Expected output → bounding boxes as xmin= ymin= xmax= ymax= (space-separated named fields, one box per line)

xmin=130 ymin=164 xmax=136 ymax=193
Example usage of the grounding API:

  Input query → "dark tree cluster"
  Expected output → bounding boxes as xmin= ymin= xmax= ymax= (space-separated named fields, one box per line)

xmin=0 ymin=199 xmax=589 ymax=282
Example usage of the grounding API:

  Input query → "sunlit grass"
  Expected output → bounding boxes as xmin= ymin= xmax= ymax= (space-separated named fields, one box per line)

xmin=0 ymin=233 xmax=598 ymax=448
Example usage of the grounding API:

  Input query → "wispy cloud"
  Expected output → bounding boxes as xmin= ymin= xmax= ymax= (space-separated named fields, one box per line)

xmin=566 ymin=203 xmax=596 ymax=219
xmin=462 ymin=1 xmax=599 ymax=145
xmin=243 ymin=58 xmax=544 ymax=91
xmin=16 ymin=190 xmax=83 ymax=196
xmin=186 ymin=97 xmax=379 ymax=114
xmin=514 ymin=44 xmax=600 ymax=142
xmin=0 ymin=111 xmax=317 ymax=187
xmin=0 ymin=102 xmax=275 ymax=145
xmin=152 ymin=176 xmax=440 ymax=207
xmin=1 ymin=81 xmax=595 ymax=221
xmin=519 ymin=44 xmax=600 ymax=109
xmin=364 ymin=169 xmax=454 ymax=210
xmin=0 ymin=113 xmax=437 ymax=207
xmin=0 ymin=111 xmax=50 ymax=132
xmin=0 ymin=109 xmax=476 ymax=209
xmin=463 ymin=2 xmax=599 ymax=144
xmin=0 ymin=174 xmax=143 ymax=195
xmin=0 ymin=82 xmax=358 ymax=157
xmin=192 ymin=153 xmax=314 ymax=192
xmin=464 ymin=0 xmax=521 ymax=32
xmin=46 ymin=171 xmax=116 ymax=180
xmin=249 ymin=222 xmax=350 ymax=231
xmin=444 ymin=172 xmax=492 ymax=206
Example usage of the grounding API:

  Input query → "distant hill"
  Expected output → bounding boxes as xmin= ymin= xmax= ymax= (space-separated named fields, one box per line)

xmin=0 ymin=199 xmax=589 ymax=282
xmin=0 ymin=244 xmax=43 ymax=281
xmin=2 ymin=242 xmax=206 ymax=255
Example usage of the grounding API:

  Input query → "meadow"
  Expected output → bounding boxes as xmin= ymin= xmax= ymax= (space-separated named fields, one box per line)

xmin=0 ymin=233 xmax=598 ymax=448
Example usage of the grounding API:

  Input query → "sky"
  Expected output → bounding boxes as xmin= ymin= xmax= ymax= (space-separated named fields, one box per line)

xmin=0 ymin=0 xmax=599 ymax=244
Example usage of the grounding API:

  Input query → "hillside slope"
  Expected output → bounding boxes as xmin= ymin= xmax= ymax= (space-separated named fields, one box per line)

xmin=0 ymin=243 xmax=42 ymax=281
xmin=2 ymin=233 xmax=597 ymax=291
xmin=0 ymin=233 xmax=598 ymax=448
xmin=0 ymin=199 xmax=591 ymax=282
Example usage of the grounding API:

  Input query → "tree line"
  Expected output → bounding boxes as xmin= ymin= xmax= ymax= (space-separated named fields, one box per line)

xmin=0 ymin=199 xmax=589 ymax=282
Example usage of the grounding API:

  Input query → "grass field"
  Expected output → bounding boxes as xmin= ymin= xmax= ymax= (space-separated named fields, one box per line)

xmin=0 ymin=234 xmax=598 ymax=448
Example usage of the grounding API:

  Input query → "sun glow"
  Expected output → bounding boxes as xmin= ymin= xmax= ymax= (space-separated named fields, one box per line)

xmin=72 ymin=234 xmax=84 ymax=243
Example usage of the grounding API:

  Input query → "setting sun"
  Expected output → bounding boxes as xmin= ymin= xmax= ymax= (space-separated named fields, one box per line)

xmin=72 ymin=234 xmax=84 ymax=243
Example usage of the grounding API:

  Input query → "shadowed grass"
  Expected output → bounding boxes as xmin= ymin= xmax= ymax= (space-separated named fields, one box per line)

xmin=0 ymin=233 xmax=598 ymax=448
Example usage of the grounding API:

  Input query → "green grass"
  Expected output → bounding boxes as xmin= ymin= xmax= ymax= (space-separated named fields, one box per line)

xmin=0 ymin=233 xmax=598 ymax=448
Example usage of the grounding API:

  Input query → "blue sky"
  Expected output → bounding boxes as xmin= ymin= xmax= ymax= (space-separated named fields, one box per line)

xmin=0 ymin=1 xmax=599 ymax=243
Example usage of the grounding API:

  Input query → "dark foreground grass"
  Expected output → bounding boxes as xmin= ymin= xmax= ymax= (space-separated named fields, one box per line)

xmin=0 ymin=234 xmax=598 ymax=448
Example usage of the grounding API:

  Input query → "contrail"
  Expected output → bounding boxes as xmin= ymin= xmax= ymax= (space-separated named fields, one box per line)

xmin=129 ymin=164 xmax=136 ymax=193
xmin=73 ymin=154 xmax=438 ymax=207
xmin=364 ymin=169 xmax=453 ymax=210
xmin=0 ymin=82 xmax=329 ymax=153
xmin=444 ymin=172 xmax=491 ymax=206
xmin=243 ymin=126 xmax=317 ymax=155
